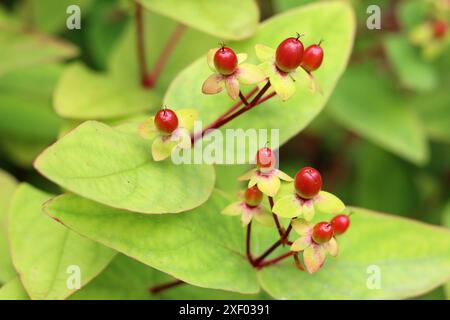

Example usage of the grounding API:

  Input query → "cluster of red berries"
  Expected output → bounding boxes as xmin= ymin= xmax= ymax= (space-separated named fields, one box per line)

xmin=212 ymin=34 xmax=324 ymax=77
xmin=275 ymin=34 xmax=324 ymax=73
xmin=312 ymin=215 xmax=350 ymax=244
xmin=154 ymin=107 xmax=178 ymax=134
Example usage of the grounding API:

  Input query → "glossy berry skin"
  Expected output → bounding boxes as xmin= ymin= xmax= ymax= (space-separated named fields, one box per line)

xmin=433 ymin=20 xmax=447 ymax=39
xmin=331 ymin=214 xmax=350 ymax=235
xmin=301 ymin=44 xmax=324 ymax=72
xmin=256 ymin=147 xmax=276 ymax=170
xmin=312 ymin=222 xmax=333 ymax=244
xmin=214 ymin=47 xmax=238 ymax=75
xmin=275 ymin=37 xmax=304 ymax=73
xmin=245 ymin=186 xmax=263 ymax=207
xmin=295 ymin=167 xmax=322 ymax=199
xmin=154 ymin=108 xmax=178 ymax=134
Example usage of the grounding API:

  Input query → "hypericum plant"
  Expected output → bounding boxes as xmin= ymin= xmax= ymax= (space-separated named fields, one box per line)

xmin=6 ymin=1 xmax=448 ymax=301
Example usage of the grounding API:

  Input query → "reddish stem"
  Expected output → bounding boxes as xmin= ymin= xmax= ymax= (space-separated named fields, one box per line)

xmin=239 ymin=91 xmax=250 ymax=106
xmin=293 ymin=253 xmax=305 ymax=271
xmin=268 ymin=196 xmax=284 ymax=239
xmin=254 ymin=223 xmax=292 ymax=264
xmin=149 ymin=279 xmax=185 ymax=294
xmin=192 ymin=81 xmax=273 ymax=143
xmin=256 ymin=251 xmax=295 ymax=269
xmin=246 ymin=221 xmax=255 ymax=266
xmin=135 ymin=2 xmax=150 ymax=88
xmin=146 ymin=24 xmax=187 ymax=87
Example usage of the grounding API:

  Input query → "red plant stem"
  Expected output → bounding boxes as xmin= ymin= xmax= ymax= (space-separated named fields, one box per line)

xmin=135 ymin=2 xmax=150 ymax=88
xmin=193 ymin=81 xmax=273 ymax=143
xmin=222 ymin=87 xmax=258 ymax=119
xmin=254 ymin=223 xmax=292 ymax=264
xmin=256 ymin=251 xmax=295 ymax=269
xmin=191 ymin=86 xmax=259 ymax=144
xmin=293 ymin=253 xmax=304 ymax=271
xmin=147 ymin=24 xmax=187 ymax=87
xmin=149 ymin=279 xmax=185 ymax=294
xmin=239 ymin=91 xmax=249 ymax=106
xmin=268 ymin=196 xmax=284 ymax=238
xmin=246 ymin=221 xmax=255 ymax=266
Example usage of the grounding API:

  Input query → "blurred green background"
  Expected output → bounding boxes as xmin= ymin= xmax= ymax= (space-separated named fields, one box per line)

xmin=0 ymin=0 xmax=449 ymax=299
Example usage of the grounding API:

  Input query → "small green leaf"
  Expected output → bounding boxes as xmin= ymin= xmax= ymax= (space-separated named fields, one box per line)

xmin=35 ymin=121 xmax=215 ymax=214
xmin=0 ymin=276 xmax=29 ymax=300
xmin=313 ymin=191 xmax=345 ymax=214
xmin=54 ymin=64 xmax=160 ymax=120
xmin=328 ymin=62 xmax=428 ymax=165
xmin=258 ymin=207 xmax=450 ymax=299
xmin=137 ymin=0 xmax=259 ymax=40
xmin=165 ymin=2 xmax=356 ymax=157
xmin=0 ymin=169 xmax=17 ymax=283
xmin=8 ymin=184 xmax=116 ymax=300
xmin=384 ymin=35 xmax=437 ymax=92
xmin=44 ymin=191 xmax=260 ymax=294
xmin=0 ymin=24 xmax=78 ymax=76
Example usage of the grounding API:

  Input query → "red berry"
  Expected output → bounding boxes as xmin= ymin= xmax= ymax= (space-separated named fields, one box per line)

xmin=245 ymin=186 xmax=263 ymax=207
xmin=256 ymin=147 xmax=276 ymax=170
xmin=154 ymin=108 xmax=178 ymax=134
xmin=214 ymin=47 xmax=238 ymax=75
xmin=301 ymin=43 xmax=324 ymax=72
xmin=275 ymin=36 xmax=304 ymax=73
xmin=433 ymin=20 xmax=447 ymax=39
xmin=331 ymin=214 xmax=350 ymax=235
xmin=312 ymin=222 xmax=333 ymax=244
xmin=294 ymin=167 xmax=322 ymax=199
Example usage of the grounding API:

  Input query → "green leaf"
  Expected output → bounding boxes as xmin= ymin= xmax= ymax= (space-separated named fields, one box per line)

xmin=164 ymin=1 xmax=356 ymax=156
xmin=410 ymin=88 xmax=450 ymax=144
xmin=384 ymin=35 xmax=437 ymax=92
xmin=73 ymin=254 xmax=266 ymax=300
xmin=8 ymin=184 xmax=116 ymax=300
xmin=137 ymin=0 xmax=259 ymax=40
xmin=0 ymin=64 xmax=63 ymax=141
xmin=54 ymin=63 xmax=160 ymax=120
xmin=35 ymin=121 xmax=215 ymax=214
xmin=44 ymin=190 xmax=260 ymax=294
xmin=0 ymin=24 xmax=78 ymax=76
xmin=258 ymin=207 xmax=450 ymax=299
xmin=443 ymin=202 xmax=450 ymax=299
xmin=0 ymin=169 xmax=17 ymax=283
xmin=109 ymin=11 xmax=215 ymax=93
xmin=352 ymin=143 xmax=419 ymax=216
xmin=0 ymin=277 xmax=29 ymax=300
xmin=328 ymin=62 xmax=428 ymax=165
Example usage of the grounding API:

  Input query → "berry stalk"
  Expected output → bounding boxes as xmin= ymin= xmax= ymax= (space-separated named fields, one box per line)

xmin=149 ymin=279 xmax=185 ymax=294
xmin=246 ymin=221 xmax=255 ymax=266
xmin=256 ymin=251 xmax=295 ymax=269
xmin=192 ymin=81 xmax=274 ymax=143
xmin=268 ymin=196 xmax=285 ymax=239
xmin=146 ymin=23 xmax=187 ymax=87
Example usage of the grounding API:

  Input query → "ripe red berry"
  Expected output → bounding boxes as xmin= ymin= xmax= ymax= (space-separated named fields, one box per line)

xmin=433 ymin=20 xmax=447 ymax=39
xmin=275 ymin=35 xmax=304 ymax=73
xmin=294 ymin=167 xmax=322 ymax=199
xmin=256 ymin=147 xmax=276 ymax=170
xmin=154 ymin=108 xmax=178 ymax=134
xmin=245 ymin=186 xmax=263 ymax=207
xmin=331 ymin=214 xmax=350 ymax=235
xmin=214 ymin=46 xmax=238 ymax=75
xmin=312 ymin=222 xmax=333 ymax=244
xmin=301 ymin=43 xmax=324 ymax=72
